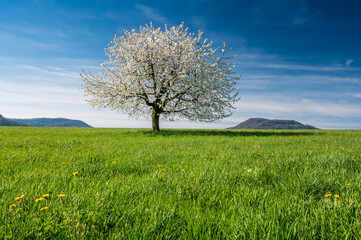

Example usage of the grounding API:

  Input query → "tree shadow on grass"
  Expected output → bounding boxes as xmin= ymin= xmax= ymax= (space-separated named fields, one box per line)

xmin=137 ymin=129 xmax=323 ymax=137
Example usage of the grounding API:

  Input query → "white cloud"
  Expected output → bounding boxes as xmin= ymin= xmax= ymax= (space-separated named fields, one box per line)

xmin=242 ymin=74 xmax=361 ymax=85
xmin=190 ymin=16 xmax=207 ymax=27
xmin=16 ymin=64 xmax=79 ymax=79
xmin=233 ymin=51 xmax=360 ymax=72
xmin=292 ymin=0 xmax=319 ymax=25
xmin=234 ymin=97 xmax=361 ymax=118
xmin=313 ymin=121 xmax=361 ymax=129
xmin=135 ymin=4 xmax=168 ymax=23
xmin=0 ymin=31 xmax=60 ymax=49
xmin=346 ymin=59 xmax=354 ymax=67
xmin=258 ymin=63 xmax=361 ymax=72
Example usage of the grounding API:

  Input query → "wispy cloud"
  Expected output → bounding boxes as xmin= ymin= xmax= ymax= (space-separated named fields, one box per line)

xmin=0 ymin=31 xmax=60 ymax=50
xmin=234 ymin=98 xmax=361 ymax=118
xmin=240 ymin=62 xmax=361 ymax=72
xmin=135 ymin=4 xmax=168 ymax=23
xmin=242 ymin=74 xmax=361 ymax=85
xmin=346 ymin=59 xmax=354 ymax=67
xmin=190 ymin=16 xmax=207 ymax=27
xmin=292 ymin=0 xmax=319 ymax=25
xmin=234 ymin=51 xmax=360 ymax=72
xmin=265 ymin=63 xmax=361 ymax=72
xmin=250 ymin=0 xmax=319 ymax=26
xmin=0 ymin=79 xmax=81 ymax=104
xmin=0 ymin=23 xmax=68 ymax=38
xmin=17 ymin=65 xmax=79 ymax=79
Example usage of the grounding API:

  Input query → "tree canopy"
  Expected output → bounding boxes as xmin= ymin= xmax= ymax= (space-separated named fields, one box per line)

xmin=81 ymin=22 xmax=240 ymax=131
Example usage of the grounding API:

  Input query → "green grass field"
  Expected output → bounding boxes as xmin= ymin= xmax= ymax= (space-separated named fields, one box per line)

xmin=1 ymin=127 xmax=361 ymax=239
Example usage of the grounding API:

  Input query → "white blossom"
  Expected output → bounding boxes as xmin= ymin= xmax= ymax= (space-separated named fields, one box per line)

xmin=81 ymin=22 xmax=240 ymax=131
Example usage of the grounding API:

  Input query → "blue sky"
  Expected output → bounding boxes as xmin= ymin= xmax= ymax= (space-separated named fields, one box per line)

xmin=0 ymin=0 xmax=360 ymax=129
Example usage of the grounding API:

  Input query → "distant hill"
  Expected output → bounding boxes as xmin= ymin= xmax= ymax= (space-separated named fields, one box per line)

xmin=228 ymin=118 xmax=318 ymax=130
xmin=0 ymin=114 xmax=28 ymax=126
xmin=11 ymin=118 xmax=92 ymax=127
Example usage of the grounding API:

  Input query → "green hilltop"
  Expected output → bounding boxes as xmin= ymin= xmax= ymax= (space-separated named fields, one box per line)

xmin=228 ymin=118 xmax=318 ymax=129
xmin=0 ymin=114 xmax=28 ymax=126
xmin=10 ymin=117 xmax=92 ymax=127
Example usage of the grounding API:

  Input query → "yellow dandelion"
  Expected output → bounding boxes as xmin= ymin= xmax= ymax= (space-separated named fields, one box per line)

xmin=258 ymin=153 xmax=261 ymax=155
xmin=40 ymin=206 xmax=48 ymax=211
xmin=334 ymin=194 xmax=340 ymax=199
xmin=180 ymin=169 xmax=185 ymax=172
xmin=72 ymin=171 xmax=78 ymax=176
xmin=42 ymin=194 xmax=50 ymax=198
xmin=325 ymin=194 xmax=332 ymax=198
xmin=160 ymin=169 xmax=165 ymax=172
xmin=346 ymin=198 xmax=349 ymax=202
xmin=9 ymin=204 xmax=16 ymax=209
xmin=157 ymin=165 xmax=162 ymax=167
xmin=123 ymin=176 xmax=125 ymax=179
xmin=57 ymin=194 xmax=66 ymax=198
xmin=35 ymin=198 xmax=43 ymax=203
xmin=15 ymin=194 xmax=25 ymax=201
xmin=112 ymin=161 xmax=116 ymax=164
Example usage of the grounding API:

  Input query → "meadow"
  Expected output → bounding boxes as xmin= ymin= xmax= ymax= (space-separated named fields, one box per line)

xmin=1 ymin=127 xmax=361 ymax=239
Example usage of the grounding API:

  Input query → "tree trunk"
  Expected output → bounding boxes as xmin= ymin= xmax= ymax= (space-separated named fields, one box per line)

xmin=152 ymin=108 xmax=160 ymax=132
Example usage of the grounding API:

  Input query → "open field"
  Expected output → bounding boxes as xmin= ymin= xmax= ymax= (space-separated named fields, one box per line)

xmin=1 ymin=127 xmax=361 ymax=239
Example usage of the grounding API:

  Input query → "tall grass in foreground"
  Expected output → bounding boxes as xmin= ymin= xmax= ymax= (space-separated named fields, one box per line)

xmin=1 ymin=127 xmax=361 ymax=239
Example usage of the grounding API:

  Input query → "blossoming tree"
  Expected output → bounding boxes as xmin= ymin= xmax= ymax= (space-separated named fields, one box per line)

xmin=81 ymin=23 xmax=240 ymax=131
